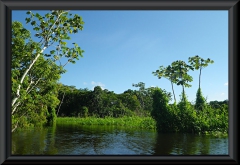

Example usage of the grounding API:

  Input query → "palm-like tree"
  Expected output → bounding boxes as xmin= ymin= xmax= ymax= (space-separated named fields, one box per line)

xmin=153 ymin=65 xmax=177 ymax=103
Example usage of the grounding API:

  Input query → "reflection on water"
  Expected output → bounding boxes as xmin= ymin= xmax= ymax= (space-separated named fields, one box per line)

xmin=12 ymin=123 xmax=228 ymax=155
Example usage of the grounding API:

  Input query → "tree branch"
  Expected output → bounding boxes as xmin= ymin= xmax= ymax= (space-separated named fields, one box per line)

xmin=57 ymin=91 xmax=65 ymax=116
xmin=12 ymin=121 xmax=19 ymax=132
xmin=26 ymin=78 xmax=42 ymax=94
xmin=12 ymin=101 xmax=21 ymax=115
xmin=12 ymin=111 xmax=27 ymax=132
xmin=12 ymin=46 xmax=47 ymax=108
xmin=46 ymin=10 xmax=69 ymax=42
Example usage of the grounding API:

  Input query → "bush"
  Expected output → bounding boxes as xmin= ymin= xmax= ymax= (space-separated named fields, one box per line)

xmin=176 ymin=92 xmax=197 ymax=133
xmin=195 ymin=88 xmax=206 ymax=111
xmin=151 ymin=87 xmax=172 ymax=132
xmin=82 ymin=106 xmax=88 ymax=118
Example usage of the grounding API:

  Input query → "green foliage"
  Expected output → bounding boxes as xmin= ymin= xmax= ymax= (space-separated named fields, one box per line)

xmin=176 ymin=93 xmax=197 ymax=132
xmin=151 ymin=87 xmax=172 ymax=132
xmin=209 ymin=100 xmax=228 ymax=109
xmin=12 ymin=53 xmax=61 ymax=130
xmin=150 ymin=55 xmax=227 ymax=134
xmin=46 ymin=108 xmax=57 ymax=126
xmin=171 ymin=60 xmax=194 ymax=95
xmin=131 ymin=82 xmax=156 ymax=112
xmin=153 ymin=65 xmax=177 ymax=103
xmin=195 ymin=88 xmax=206 ymax=111
xmin=188 ymin=55 xmax=214 ymax=70
xmin=153 ymin=60 xmax=194 ymax=103
xmin=56 ymin=84 xmax=155 ymax=119
xmin=55 ymin=82 xmax=228 ymax=135
xmin=188 ymin=55 xmax=214 ymax=89
xmin=119 ymin=93 xmax=141 ymax=112
xmin=149 ymin=87 xmax=228 ymax=134
xmin=56 ymin=116 xmax=156 ymax=130
xmin=81 ymin=106 xmax=88 ymax=118
xmin=90 ymin=86 xmax=104 ymax=116
xmin=193 ymin=104 xmax=228 ymax=134
xmin=12 ymin=10 xmax=85 ymax=132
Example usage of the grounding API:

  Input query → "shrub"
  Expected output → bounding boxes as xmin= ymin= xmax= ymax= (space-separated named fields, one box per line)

xmin=195 ymin=88 xmax=206 ymax=111
xmin=82 ymin=106 xmax=88 ymax=118
xmin=151 ymin=87 xmax=172 ymax=132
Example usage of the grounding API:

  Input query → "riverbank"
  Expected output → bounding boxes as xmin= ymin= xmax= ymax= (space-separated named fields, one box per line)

xmin=56 ymin=116 xmax=156 ymax=129
xmin=56 ymin=117 xmax=228 ymax=137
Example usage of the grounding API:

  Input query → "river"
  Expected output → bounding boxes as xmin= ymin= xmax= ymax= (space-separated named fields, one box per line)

xmin=12 ymin=123 xmax=228 ymax=155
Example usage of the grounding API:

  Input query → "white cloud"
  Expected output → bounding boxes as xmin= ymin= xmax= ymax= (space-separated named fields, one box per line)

xmin=224 ymin=82 xmax=228 ymax=86
xmin=91 ymin=81 xmax=105 ymax=90
xmin=83 ymin=82 xmax=87 ymax=85
xmin=221 ymin=93 xmax=225 ymax=96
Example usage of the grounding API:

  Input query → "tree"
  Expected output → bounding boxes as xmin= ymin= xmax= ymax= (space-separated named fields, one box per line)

xmin=132 ymin=82 xmax=157 ymax=114
xmin=118 ymin=93 xmax=140 ymax=112
xmin=12 ymin=53 xmax=61 ymax=131
xmin=90 ymin=86 xmax=104 ymax=117
xmin=209 ymin=100 xmax=228 ymax=109
xmin=171 ymin=60 xmax=194 ymax=101
xmin=188 ymin=55 xmax=214 ymax=89
xmin=11 ymin=10 xmax=85 ymax=132
xmin=132 ymin=82 xmax=146 ymax=110
xmin=153 ymin=65 xmax=177 ymax=103
xmin=188 ymin=55 xmax=214 ymax=110
xmin=56 ymin=84 xmax=79 ymax=117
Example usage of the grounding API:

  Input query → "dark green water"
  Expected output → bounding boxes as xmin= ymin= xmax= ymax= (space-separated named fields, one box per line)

xmin=12 ymin=123 xmax=228 ymax=155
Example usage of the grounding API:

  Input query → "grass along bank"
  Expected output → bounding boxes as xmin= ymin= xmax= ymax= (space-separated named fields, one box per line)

xmin=56 ymin=116 xmax=227 ymax=137
xmin=56 ymin=116 xmax=156 ymax=130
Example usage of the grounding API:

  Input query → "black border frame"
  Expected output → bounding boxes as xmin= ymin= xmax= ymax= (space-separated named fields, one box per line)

xmin=0 ymin=0 xmax=239 ymax=164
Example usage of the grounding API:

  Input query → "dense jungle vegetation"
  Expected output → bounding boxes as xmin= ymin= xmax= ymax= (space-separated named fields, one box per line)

xmin=11 ymin=10 xmax=228 ymax=134
xmin=56 ymin=83 xmax=228 ymax=134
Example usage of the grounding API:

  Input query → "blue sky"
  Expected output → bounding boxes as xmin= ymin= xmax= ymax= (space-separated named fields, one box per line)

xmin=12 ymin=10 xmax=228 ymax=103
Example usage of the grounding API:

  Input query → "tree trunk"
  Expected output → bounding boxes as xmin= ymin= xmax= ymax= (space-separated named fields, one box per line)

xmin=171 ymin=81 xmax=176 ymax=103
xmin=57 ymin=91 xmax=65 ymax=116
xmin=182 ymin=85 xmax=185 ymax=101
xmin=199 ymin=67 xmax=202 ymax=89
xmin=12 ymin=46 xmax=47 ymax=109
xmin=11 ymin=11 xmax=67 ymax=110
xmin=12 ymin=122 xmax=18 ymax=133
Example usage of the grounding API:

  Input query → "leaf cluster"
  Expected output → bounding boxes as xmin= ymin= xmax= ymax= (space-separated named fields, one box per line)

xmin=188 ymin=55 xmax=214 ymax=70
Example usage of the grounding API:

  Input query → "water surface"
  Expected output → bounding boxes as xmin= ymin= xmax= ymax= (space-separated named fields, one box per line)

xmin=12 ymin=123 xmax=228 ymax=155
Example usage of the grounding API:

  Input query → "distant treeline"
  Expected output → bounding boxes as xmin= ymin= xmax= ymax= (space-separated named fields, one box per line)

xmin=57 ymin=83 xmax=228 ymax=119
xmin=57 ymin=82 xmax=155 ymax=118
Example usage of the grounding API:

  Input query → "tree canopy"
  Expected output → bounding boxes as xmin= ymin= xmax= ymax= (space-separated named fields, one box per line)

xmin=11 ymin=10 xmax=85 ymax=132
